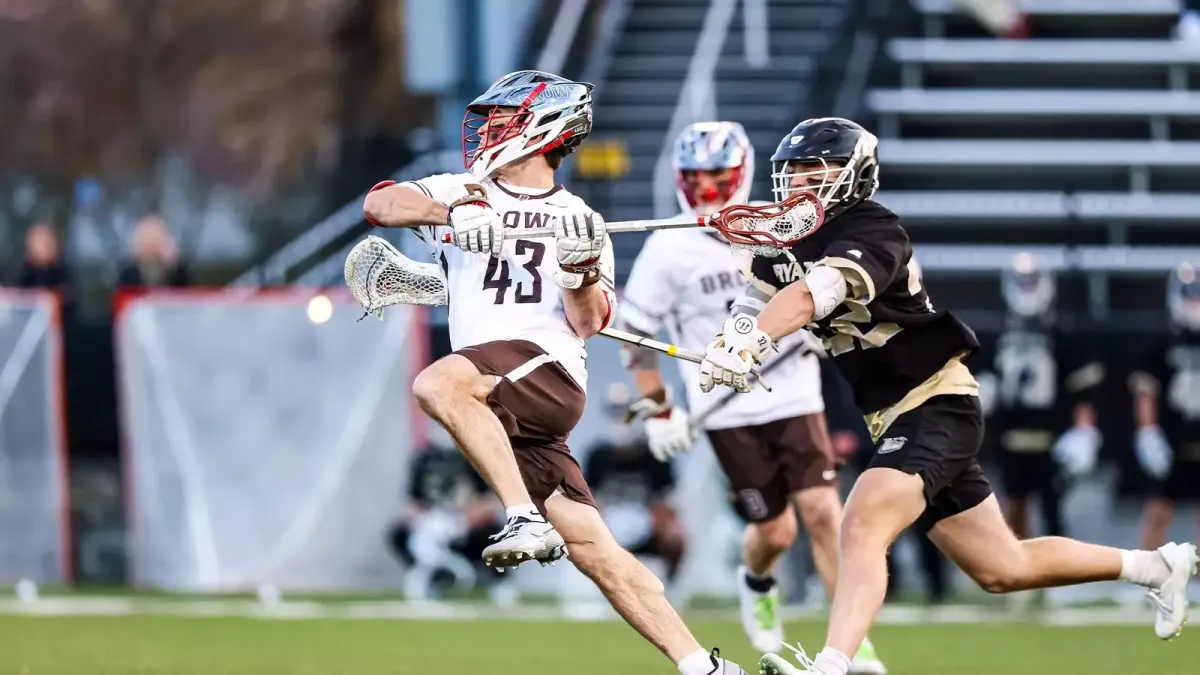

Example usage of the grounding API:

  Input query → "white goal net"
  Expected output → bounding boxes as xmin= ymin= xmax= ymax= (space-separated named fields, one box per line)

xmin=0 ymin=292 xmax=69 ymax=584
xmin=117 ymin=291 xmax=426 ymax=592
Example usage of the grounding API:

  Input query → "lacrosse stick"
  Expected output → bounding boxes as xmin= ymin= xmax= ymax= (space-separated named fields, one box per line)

xmin=599 ymin=326 xmax=772 ymax=393
xmin=441 ymin=193 xmax=825 ymax=257
xmin=344 ymin=235 xmax=448 ymax=318
xmin=343 ymin=237 xmax=769 ymax=389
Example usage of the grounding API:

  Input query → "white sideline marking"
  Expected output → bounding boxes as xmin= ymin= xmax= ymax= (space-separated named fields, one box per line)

xmin=0 ymin=597 xmax=1170 ymax=626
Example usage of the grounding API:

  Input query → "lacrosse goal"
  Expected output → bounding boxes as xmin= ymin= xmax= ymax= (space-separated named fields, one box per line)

xmin=116 ymin=289 xmax=428 ymax=592
xmin=0 ymin=290 xmax=69 ymax=584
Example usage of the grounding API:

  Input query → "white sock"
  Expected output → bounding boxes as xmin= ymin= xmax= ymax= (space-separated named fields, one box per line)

xmin=505 ymin=504 xmax=541 ymax=521
xmin=1119 ymin=549 xmax=1170 ymax=588
xmin=812 ymin=648 xmax=851 ymax=675
xmin=677 ymin=649 xmax=713 ymax=675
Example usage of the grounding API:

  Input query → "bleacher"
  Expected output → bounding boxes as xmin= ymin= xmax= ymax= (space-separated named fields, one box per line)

xmin=870 ymin=0 xmax=1200 ymax=257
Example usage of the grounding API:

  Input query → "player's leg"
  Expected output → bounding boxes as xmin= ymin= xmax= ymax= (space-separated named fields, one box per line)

xmin=542 ymin=472 xmax=748 ymax=674
xmin=778 ymin=413 xmax=886 ymax=675
xmin=929 ymin=486 xmax=1198 ymax=640
xmin=999 ymin=450 xmax=1034 ymax=539
xmin=761 ymin=394 xmax=986 ymax=675
xmin=412 ymin=352 xmax=536 ymax=513
xmin=708 ymin=424 xmax=797 ymax=653
xmin=413 ymin=339 xmax=577 ymax=568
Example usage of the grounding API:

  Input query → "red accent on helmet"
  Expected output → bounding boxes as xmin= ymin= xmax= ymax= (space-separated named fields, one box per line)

xmin=461 ymin=82 xmax=548 ymax=171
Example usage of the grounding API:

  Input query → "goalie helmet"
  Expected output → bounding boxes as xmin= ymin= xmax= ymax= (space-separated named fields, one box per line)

xmin=462 ymin=70 xmax=594 ymax=180
xmin=671 ymin=121 xmax=755 ymax=217
xmin=1168 ymin=262 xmax=1200 ymax=332
xmin=1001 ymin=251 xmax=1056 ymax=319
xmin=769 ymin=117 xmax=879 ymax=219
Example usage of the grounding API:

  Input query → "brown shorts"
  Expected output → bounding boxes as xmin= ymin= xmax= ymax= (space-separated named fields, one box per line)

xmin=455 ymin=339 xmax=595 ymax=515
xmin=705 ymin=413 xmax=836 ymax=522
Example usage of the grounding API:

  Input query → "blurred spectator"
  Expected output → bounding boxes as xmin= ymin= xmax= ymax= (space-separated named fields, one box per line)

xmin=388 ymin=444 xmax=513 ymax=605
xmin=1178 ymin=2 xmax=1200 ymax=42
xmin=117 ymin=216 xmax=190 ymax=288
xmin=15 ymin=222 xmax=75 ymax=315
xmin=584 ymin=384 xmax=685 ymax=586
xmin=956 ymin=0 xmax=1028 ymax=38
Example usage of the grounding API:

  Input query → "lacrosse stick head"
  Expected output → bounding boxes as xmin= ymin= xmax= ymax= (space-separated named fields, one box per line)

xmin=344 ymin=235 xmax=448 ymax=315
xmin=706 ymin=193 xmax=825 ymax=256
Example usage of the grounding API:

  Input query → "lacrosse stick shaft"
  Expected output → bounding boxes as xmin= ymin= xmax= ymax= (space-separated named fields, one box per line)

xmin=598 ymin=327 xmax=772 ymax=393
xmin=440 ymin=217 xmax=706 ymax=243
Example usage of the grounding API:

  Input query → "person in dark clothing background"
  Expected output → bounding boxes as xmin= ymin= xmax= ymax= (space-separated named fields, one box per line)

xmin=388 ymin=443 xmax=513 ymax=604
xmin=15 ymin=222 xmax=75 ymax=316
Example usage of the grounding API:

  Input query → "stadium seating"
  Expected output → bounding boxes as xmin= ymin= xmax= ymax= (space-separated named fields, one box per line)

xmin=869 ymin=0 xmax=1200 ymax=241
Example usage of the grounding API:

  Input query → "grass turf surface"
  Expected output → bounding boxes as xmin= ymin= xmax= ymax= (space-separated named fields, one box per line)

xmin=4 ymin=615 xmax=1199 ymax=675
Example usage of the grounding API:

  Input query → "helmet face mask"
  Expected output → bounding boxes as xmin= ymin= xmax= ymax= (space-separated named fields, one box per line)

xmin=769 ymin=117 xmax=879 ymax=218
xmin=672 ymin=121 xmax=754 ymax=217
xmin=1001 ymin=252 xmax=1056 ymax=319
xmin=772 ymin=158 xmax=854 ymax=211
xmin=462 ymin=70 xmax=594 ymax=180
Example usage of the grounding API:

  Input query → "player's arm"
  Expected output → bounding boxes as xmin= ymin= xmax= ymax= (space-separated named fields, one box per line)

xmin=618 ymin=235 xmax=681 ymax=401
xmin=362 ymin=180 xmax=450 ymax=228
xmin=1130 ymin=355 xmax=1173 ymax=479
xmin=1052 ymin=347 xmax=1106 ymax=476
xmin=616 ymin=238 xmax=695 ymax=460
xmin=558 ymin=225 xmax=616 ymax=339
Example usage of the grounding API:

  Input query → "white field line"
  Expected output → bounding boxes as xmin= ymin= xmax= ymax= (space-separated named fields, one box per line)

xmin=0 ymin=596 xmax=1172 ymax=627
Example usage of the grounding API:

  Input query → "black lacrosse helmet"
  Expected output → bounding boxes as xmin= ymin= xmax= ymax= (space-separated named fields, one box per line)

xmin=769 ymin=117 xmax=880 ymax=220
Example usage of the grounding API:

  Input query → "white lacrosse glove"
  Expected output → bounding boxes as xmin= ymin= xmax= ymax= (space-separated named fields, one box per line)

xmin=447 ymin=183 xmax=504 ymax=257
xmin=628 ymin=393 xmax=695 ymax=461
xmin=1135 ymin=425 xmax=1174 ymax=480
xmin=698 ymin=314 xmax=776 ymax=394
xmin=1052 ymin=424 xmax=1101 ymax=477
xmin=553 ymin=211 xmax=607 ymax=289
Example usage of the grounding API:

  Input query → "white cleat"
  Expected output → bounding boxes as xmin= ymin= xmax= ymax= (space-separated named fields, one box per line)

xmin=737 ymin=566 xmax=785 ymax=653
xmin=1147 ymin=541 xmax=1198 ymax=640
xmin=849 ymin=638 xmax=887 ymax=675
xmin=759 ymin=644 xmax=816 ymax=675
xmin=481 ymin=514 xmax=567 ymax=570
xmin=706 ymin=648 xmax=750 ymax=674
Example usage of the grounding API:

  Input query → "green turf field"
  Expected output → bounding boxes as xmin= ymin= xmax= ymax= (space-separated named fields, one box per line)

xmin=4 ymin=613 xmax=1198 ymax=675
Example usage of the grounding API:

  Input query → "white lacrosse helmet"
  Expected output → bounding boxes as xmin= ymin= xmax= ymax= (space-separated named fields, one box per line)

xmin=1168 ymin=262 xmax=1200 ymax=332
xmin=671 ymin=121 xmax=755 ymax=217
xmin=462 ymin=70 xmax=594 ymax=180
xmin=1001 ymin=251 xmax=1056 ymax=318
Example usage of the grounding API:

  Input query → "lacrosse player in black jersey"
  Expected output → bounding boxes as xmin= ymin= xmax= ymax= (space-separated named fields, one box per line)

xmin=1133 ymin=264 xmax=1200 ymax=555
xmin=694 ymin=117 xmax=1199 ymax=675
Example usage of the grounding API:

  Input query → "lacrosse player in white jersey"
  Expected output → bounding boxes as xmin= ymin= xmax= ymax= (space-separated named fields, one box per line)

xmin=619 ymin=121 xmax=885 ymax=674
xmin=363 ymin=70 xmax=748 ymax=675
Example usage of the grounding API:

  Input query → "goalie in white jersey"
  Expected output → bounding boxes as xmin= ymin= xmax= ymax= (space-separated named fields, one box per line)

xmin=363 ymin=71 xmax=748 ymax=675
xmin=620 ymin=121 xmax=884 ymax=674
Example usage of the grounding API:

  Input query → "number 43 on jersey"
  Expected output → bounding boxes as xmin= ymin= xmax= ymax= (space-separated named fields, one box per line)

xmin=482 ymin=240 xmax=546 ymax=304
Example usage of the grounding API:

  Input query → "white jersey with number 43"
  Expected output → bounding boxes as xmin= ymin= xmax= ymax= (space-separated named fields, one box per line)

xmin=621 ymin=228 xmax=824 ymax=430
xmin=400 ymin=172 xmax=616 ymax=389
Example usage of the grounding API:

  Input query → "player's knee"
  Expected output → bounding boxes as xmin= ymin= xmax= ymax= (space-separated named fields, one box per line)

xmin=796 ymin=492 xmax=841 ymax=541
xmin=412 ymin=357 xmax=480 ymax=416
xmin=973 ymin=567 xmax=1024 ymax=594
xmin=752 ymin=510 xmax=798 ymax=554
